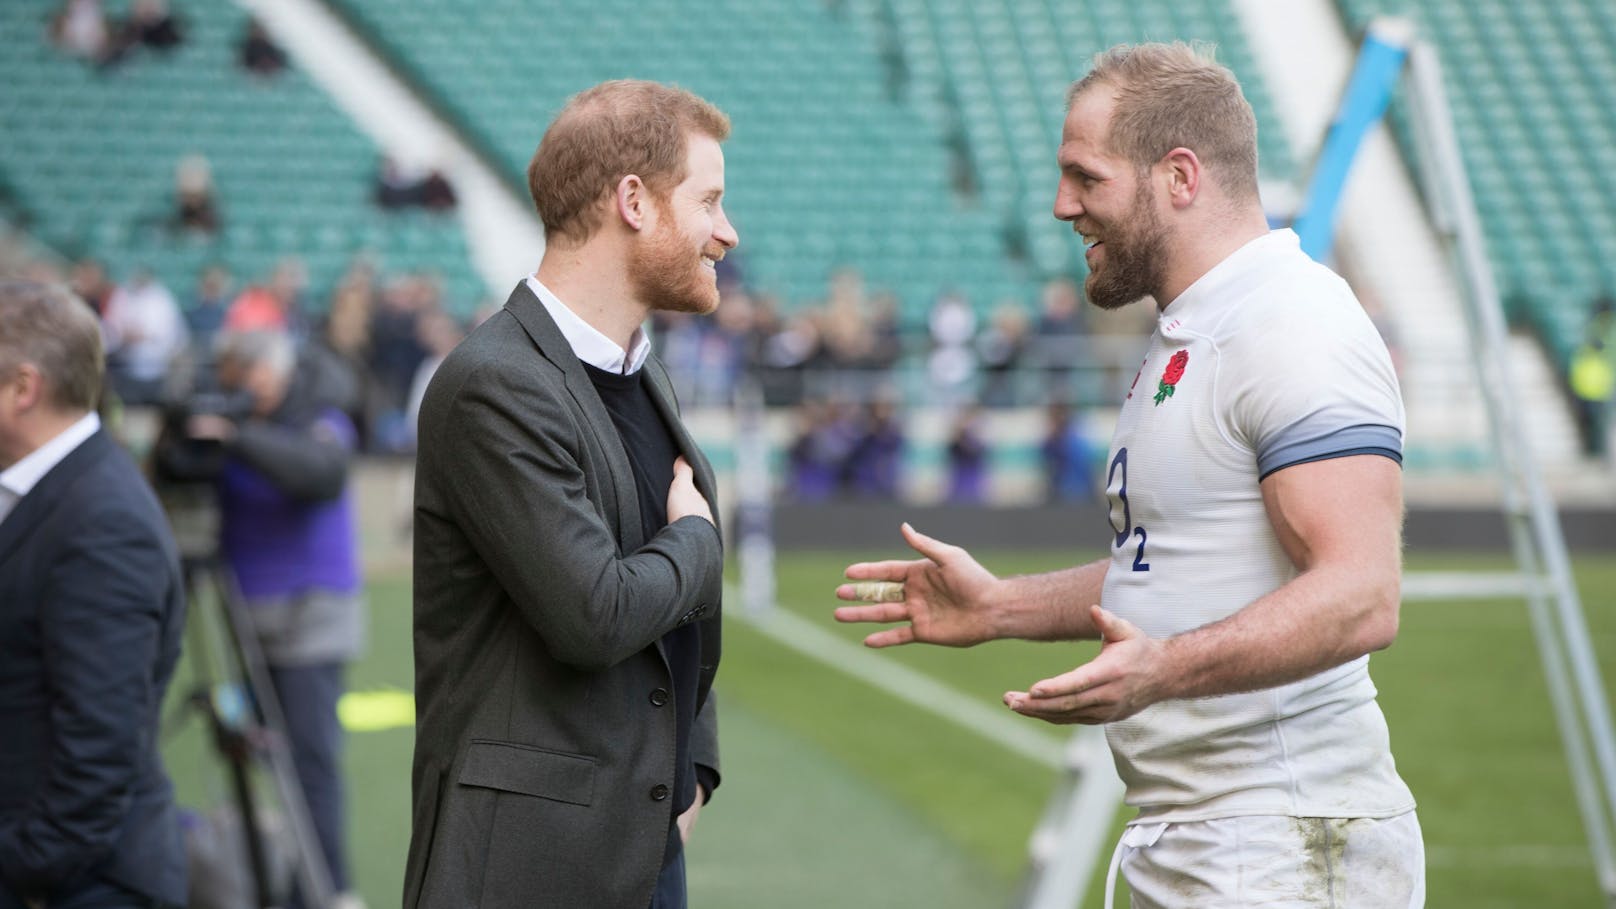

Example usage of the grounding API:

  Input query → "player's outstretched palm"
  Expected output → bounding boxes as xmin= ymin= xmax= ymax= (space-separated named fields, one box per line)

xmin=1005 ymin=605 xmax=1163 ymax=724
xmin=834 ymin=523 xmax=1000 ymax=648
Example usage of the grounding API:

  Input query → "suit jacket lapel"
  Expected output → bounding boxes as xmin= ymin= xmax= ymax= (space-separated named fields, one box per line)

xmin=0 ymin=429 xmax=109 ymax=568
xmin=503 ymin=282 xmax=644 ymax=557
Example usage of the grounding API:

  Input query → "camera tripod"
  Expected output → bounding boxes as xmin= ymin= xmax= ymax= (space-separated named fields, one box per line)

xmin=175 ymin=550 xmax=337 ymax=909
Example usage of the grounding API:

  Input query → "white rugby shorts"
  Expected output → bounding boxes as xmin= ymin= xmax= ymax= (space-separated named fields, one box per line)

xmin=1105 ymin=811 xmax=1425 ymax=908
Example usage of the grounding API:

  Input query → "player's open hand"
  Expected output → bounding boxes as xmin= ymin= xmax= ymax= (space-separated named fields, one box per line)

xmin=833 ymin=523 xmax=1001 ymax=649
xmin=1004 ymin=605 xmax=1164 ymax=724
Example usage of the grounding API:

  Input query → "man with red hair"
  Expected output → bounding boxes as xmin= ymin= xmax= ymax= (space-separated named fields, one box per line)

xmin=407 ymin=80 xmax=737 ymax=908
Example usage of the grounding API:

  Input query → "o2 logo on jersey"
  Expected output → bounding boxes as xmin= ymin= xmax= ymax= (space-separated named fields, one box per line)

xmin=1106 ymin=448 xmax=1150 ymax=571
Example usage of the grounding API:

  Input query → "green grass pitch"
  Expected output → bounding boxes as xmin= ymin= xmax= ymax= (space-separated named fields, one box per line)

xmin=160 ymin=550 xmax=1616 ymax=907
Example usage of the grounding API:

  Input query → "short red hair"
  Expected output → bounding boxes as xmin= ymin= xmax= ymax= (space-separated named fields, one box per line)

xmin=527 ymin=80 xmax=731 ymax=247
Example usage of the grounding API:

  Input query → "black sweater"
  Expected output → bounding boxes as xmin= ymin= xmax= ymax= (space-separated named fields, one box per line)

xmin=584 ymin=363 xmax=712 ymax=864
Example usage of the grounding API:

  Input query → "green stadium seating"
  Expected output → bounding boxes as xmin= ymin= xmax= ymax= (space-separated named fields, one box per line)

xmin=1336 ymin=0 xmax=1616 ymax=366
xmin=326 ymin=0 xmax=1294 ymax=320
xmin=4 ymin=0 xmax=1303 ymax=326
xmin=867 ymin=0 xmax=1294 ymax=282
xmin=329 ymin=0 xmax=1031 ymax=318
xmin=0 ymin=0 xmax=484 ymax=314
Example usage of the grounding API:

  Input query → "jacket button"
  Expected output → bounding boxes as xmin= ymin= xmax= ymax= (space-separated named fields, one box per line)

xmin=650 ymin=784 xmax=670 ymax=801
xmin=649 ymin=687 xmax=669 ymax=707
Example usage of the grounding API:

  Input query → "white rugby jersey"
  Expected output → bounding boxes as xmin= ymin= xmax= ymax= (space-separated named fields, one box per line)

xmin=1100 ymin=229 xmax=1415 ymax=824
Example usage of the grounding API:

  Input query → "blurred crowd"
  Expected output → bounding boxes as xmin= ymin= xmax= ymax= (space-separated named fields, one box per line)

xmin=4 ymin=247 xmax=1138 ymax=504
xmin=654 ymin=265 xmax=1147 ymax=504
xmin=656 ymin=266 xmax=1150 ymax=410
xmin=9 ymin=253 xmax=476 ymax=458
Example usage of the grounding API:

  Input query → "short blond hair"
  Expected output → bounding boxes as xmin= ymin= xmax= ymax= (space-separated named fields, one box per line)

xmin=0 ymin=279 xmax=104 ymax=412
xmin=528 ymin=80 xmax=731 ymax=246
xmin=1068 ymin=42 xmax=1259 ymax=200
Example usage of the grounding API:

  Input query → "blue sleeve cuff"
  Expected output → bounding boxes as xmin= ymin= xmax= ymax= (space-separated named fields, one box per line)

xmin=1257 ymin=423 xmax=1403 ymax=480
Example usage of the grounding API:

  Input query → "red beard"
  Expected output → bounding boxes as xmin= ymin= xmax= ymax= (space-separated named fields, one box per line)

xmin=1084 ymin=181 xmax=1168 ymax=311
xmin=629 ymin=216 xmax=720 ymax=315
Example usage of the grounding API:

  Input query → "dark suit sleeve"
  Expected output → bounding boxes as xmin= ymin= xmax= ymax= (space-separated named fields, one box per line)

xmin=430 ymin=362 xmax=724 ymax=672
xmin=0 ymin=503 xmax=173 ymax=894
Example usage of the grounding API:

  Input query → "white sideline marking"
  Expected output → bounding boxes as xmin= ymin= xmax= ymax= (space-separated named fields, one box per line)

xmin=1402 ymin=571 xmax=1544 ymax=601
xmin=730 ymin=596 xmax=1067 ymax=770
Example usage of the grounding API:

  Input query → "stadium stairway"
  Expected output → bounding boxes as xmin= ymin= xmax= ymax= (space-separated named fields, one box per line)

xmin=1335 ymin=0 xmax=1616 ymax=366
xmin=1236 ymin=0 xmax=1587 ymax=475
xmin=237 ymin=0 xmax=545 ymax=300
xmin=1332 ymin=0 xmax=1615 ymax=473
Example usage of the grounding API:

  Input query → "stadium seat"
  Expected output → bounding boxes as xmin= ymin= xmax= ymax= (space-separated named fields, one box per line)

xmin=324 ymin=0 xmax=1293 ymax=319
xmin=0 ymin=0 xmax=484 ymax=314
xmin=1337 ymin=0 xmax=1616 ymax=368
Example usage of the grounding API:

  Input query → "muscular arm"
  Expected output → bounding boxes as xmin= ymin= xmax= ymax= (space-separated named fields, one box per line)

xmin=834 ymin=523 xmax=1108 ymax=646
xmin=991 ymin=559 xmax=1109 ymax=641
xmin=1008 ymin=455 xmax=1402 ymax=723
xmin=1158 ymin=455 xmax=1402 ymax=695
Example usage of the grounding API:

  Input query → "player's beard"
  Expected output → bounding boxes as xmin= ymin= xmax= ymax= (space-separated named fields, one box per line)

xmin=628 ymin=212 xmax=720 ymax=316
xmin=1085 ymin=181 xmax=1169 ymax=312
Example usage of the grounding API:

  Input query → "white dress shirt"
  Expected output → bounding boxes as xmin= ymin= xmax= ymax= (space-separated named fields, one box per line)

xmin=0 ymin=411 xmax=101 ymax=527
xmin=524 ymin=275 xmax=650 ymax=375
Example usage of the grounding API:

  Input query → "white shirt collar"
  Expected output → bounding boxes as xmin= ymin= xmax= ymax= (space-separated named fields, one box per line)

xmin=1159 ymin=228 xmax=1300 ymax=325
xmin=524 ymin=275 xmax=650 ymax=375
xmin=0 ymin=411 xmax=101 ymax=526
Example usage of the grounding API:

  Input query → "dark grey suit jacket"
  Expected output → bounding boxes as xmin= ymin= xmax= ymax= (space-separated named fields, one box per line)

xmin=406 ymin=283 xmax=724 ymax=908
xmin=0 ymin=429 xmax=187 ymax=907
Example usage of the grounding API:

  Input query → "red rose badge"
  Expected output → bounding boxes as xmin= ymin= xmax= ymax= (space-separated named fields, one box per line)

xmin=1153 ymin=350 xmax=1188 ymax=406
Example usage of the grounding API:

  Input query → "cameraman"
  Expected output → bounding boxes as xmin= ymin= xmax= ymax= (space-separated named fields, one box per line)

xmin=181 ymin=329 xmax=363 ymax=908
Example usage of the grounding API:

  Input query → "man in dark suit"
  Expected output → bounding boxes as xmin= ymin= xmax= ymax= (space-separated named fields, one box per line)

xmin=406 ymin=80 xmax=738 ymax=909
xmin=0 ymin=280 xmax=187 ymax=909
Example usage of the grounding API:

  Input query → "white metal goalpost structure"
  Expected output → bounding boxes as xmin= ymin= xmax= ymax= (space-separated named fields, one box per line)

xmin=1403 ymin=35 xmax=1616 ymax=904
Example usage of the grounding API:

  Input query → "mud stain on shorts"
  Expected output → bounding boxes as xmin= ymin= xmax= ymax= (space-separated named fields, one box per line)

xmin=1297 ymin=817 xmax=1352 ymax=907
